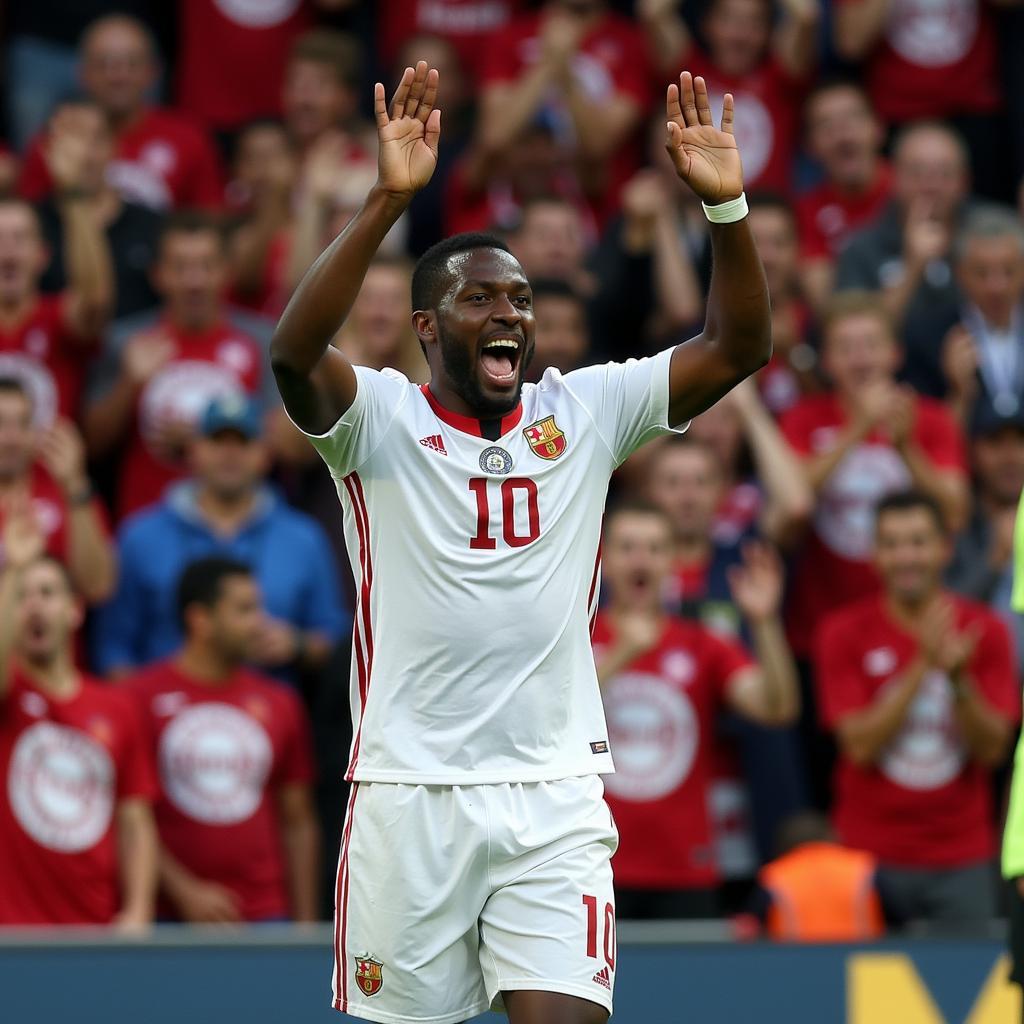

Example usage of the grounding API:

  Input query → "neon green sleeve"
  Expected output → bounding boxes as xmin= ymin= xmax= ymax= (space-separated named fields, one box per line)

xmin=1012 ymin=488 xmax=1024 ymax=613
xmin=1003 ymin=487 xmax=1024 ymax=877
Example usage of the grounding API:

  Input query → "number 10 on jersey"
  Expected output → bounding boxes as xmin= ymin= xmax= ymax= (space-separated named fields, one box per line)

xmin=468 ymin=477 xmax=540 ymax=549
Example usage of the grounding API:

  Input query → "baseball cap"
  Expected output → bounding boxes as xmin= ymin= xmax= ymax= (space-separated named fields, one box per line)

xmin=198 ymin=393 xmax=262 ymax=440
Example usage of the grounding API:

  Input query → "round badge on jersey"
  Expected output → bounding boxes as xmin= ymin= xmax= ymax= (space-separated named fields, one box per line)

xmin=480 ymin=446 xmax=513 ymax=475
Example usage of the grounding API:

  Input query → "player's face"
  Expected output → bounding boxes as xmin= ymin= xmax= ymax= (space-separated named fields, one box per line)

xmin=191 ymin=432 xmax=267 ymax=501
xmin=16 ymin=561 xmax=81 ymax=665
xmin=207 ymin=575 xmax=264 ymax=664
xmin=705 ymin=0 xmax=771 ymax=76
xmin=956 ymin=235 xmax=1024 ymax=326
xmin=154 ymin=231 xmax=228 ymax=329
xmin=80 ymin=21 xmax=157 ymax=120
xmin=972 ymin=428 xmax=1024 ymax=506
xmin=603 ymin=512 xmax=675 ymax=610
xmin=0 ymin=391 xmax=35 ymax=481
xmin=894 ymin=130 xmax=968 ymax=220
xmin=806 ymin=88 xmax=881 ymax=185
xmin=431 ymin=249 xmax=536 ymax=416
xmin=747 ymin=207 xmax=799 ymax=297
xmin=874 ymin=508 xmax=948 ymax=604
xmin=821 ymin=314 xmax=899 ymax=394
xmin=648 ymin=446 xmax=722 ymax=542
xmin=0 ymin=204 xmax=46 ymax=304
xmin=530 ymin=294 xmax=588 ymax=378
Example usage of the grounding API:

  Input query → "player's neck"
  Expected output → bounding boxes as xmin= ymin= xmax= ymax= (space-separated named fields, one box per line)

xmin=175 ymin=644 xmax=237 ymax=686
xmin=18 ymin=652 xmax=79 ymax=700
xmin=885 ymin=587 xmax=944 ymax=630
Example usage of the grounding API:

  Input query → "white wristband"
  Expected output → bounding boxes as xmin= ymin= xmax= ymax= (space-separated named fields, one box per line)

xmin=702 ymin=193 xmax=748 ymax=224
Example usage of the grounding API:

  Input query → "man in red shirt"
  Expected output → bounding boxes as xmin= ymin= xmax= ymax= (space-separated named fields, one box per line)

xmin=797 ymin=80 xmax=892 ymax=311
xmin=84 ymin=212 xmax=264 ymax=518
xmin=477 ymin=0 xmax=650 ymax=222
xmin=129 ymin=556 xmax=319 ymax=922
xmin=593 ymin=502 xmax=799 ymax=918
xmin=19 ymin=15 xmax=223 ymax=211
xmin=0 ymin=378 xmax=114 ymax=605
xmin=640 ymin=0 xmax=819 ymax=195
xmin=816 ymin=490 xmax=1018 ymax=924
xmin=0 ymin=508 xmax=157 ymax=926
xmin=781 ymin=291 xmax=969 ymax=658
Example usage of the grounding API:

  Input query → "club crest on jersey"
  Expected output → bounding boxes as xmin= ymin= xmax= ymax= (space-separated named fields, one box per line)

xmin=523 ymin=416 xmax=567 ymax=460
xmin=480 ymin=445 xmax=513 ymax=475
xmin=354 ymin=955 xmax=384 ymax=997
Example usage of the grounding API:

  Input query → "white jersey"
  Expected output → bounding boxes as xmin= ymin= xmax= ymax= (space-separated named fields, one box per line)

xmin=300 ymin=346 xmax=684 ymax=784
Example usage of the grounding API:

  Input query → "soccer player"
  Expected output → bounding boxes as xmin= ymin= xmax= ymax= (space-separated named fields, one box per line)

xmin=271 ymin=62 xmax=770 ymax=1023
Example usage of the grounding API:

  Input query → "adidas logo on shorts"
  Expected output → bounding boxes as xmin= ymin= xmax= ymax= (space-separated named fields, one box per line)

xmin=419 ymin=434 xmax=447 ymax=455
xmin=592 ymin=966 xmax=611 ymax=990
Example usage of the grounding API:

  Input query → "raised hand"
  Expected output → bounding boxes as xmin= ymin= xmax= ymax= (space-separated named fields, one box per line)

xmin=665 ymin=72 xmax=743 ymax=205
xmin=2 ymin=498 xmax=45 ymax=570
xmin=374 ymin=61 xmax=441 ymax=199
xmin=37 ymin=419 xmax=89 ymax=496
xmin=727 ymin=541 xmax=784 ymax=623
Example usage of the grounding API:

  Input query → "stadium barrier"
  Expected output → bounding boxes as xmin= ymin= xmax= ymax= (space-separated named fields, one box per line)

xmin=0 ymin=922 xmax=1018 ymax=1023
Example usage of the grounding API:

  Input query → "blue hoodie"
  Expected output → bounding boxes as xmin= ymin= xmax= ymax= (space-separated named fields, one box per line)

xmin=94 ymin=482 xmax=348 ymax=681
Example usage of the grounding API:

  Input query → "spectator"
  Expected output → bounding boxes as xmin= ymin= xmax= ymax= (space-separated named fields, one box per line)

xmin=506 ymin=196 xmax=594 ymax=296
xmin=528 ymin=278 xmax=590 ymax=379
xmin=95 ymin=394 xmax=345 ymax=683
xmin=593 ymin=503 xmax=799 ymax=919
xmin=948 ymin=406 xmax=1024 ymax=675
xmin=37 ymin=98 xmax=162 ymax=320
xmin=83 ymin=212 xmax=265 ymax=519
xmin=0 ymin=196 xmax=111 ymax=426
xmin=832 ymin=0 xmax=1003 ymax=198
xmin=129 ymin=557 xmax=319 ymax=923
xmin=477 ymin=0 xmax=649 ymax=222
xmin=751 ymin=812 xmax=890 ymax=941
xmin=796 ymin=80 xmax=891 ymax=311
xmin=0 ymin=378 xmax=115 ymax=605
xmin=835 ymin=122 xmax=972 ymax=398
xmin=639 ymin=0 xmax=819 ymax=194
xmin=942 ymin=207 xmax=1024 ymax=426
xmin=18 ymin=15 xmax=223 ymax=212
xmin=746 ymin=194 xmax=819 ymax=416
xmin=0 ymin=510 xmax=157 ymax=926
xmin=816 ymin=491 xmax=1018 ymax=926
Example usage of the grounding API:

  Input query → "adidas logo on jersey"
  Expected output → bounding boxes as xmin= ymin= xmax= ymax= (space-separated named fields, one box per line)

xmin=418 ymin=434 xmax=447 ymax=455
xmin=592 ymin=966 xmax=611 ymax=990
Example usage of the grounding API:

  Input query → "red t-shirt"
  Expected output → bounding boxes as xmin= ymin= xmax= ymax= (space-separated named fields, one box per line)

xmin=593 ymin=613 xmax=753 ymax=888
xmin=177 ymin=0 xmax=313 ymax=130
xmin=20 ymin=108 xmax=223 ymax=211
xmin=836 ymin=0 xmax=1000 ymax=121
xmin=816 ymin=594 xmax=1019 ymax=866
xmin=0 ymin=294 xmax=95 ymax=425
xmin=781 ymin=392 xmax=966 ymax=655
xmin=479 ymin=11 xmax=650 ymax=221
xmin=116 ymin=320 xmax=262 ymax=519
xmin=0 ymin=669 xmax=156 ymax=924
xmin=376 ymin=0 xmax=523 ymax=85
xmin=796 ymin=164 xmax=893 ymax=261
xmin=682 ymin=49 xmax=808 ymax=195
xmin=129 ymin=661 xmax=315 ymax=921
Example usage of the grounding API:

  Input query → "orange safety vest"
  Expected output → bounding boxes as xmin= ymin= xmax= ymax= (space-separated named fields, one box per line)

xmin=760 ymin=842 xmax=885 ymax=942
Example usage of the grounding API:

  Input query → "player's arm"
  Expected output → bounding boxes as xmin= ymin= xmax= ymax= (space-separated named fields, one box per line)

xmin=773 ymin=0 xmax=821 ymax=79
xmin=159 ymin=845 xmax=243 ymax=924
xmin=636 ymin=0 xmax=692 ymax=76
xmin=725 ymin=542 xmax=801 ymax=725
xmin=662 ymin=74 xmax=772 ymax=427
xmin=113 ymin=798 xmax=157 ymax=931
xmin=833 ymin=0 xmax=890 ymax=60
xmin=270 ymin=62 xmax=441 ymax=436
xmin=0 ymin=506 xmax=45 ymax=703
xmin=276 ymin=782 xmax=321 ymax=922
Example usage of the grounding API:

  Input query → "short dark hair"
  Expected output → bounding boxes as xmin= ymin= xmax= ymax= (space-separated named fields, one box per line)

xmin=176 ymin=557 xmax=253 ymax=631
xmin=747 ymin=191 xmax=796 ymax=224
xmin=804 ymin=77 xmax=874 ymax=118
xmin=158 ymin=209 xmax=226 ymax=255
xmin=604 ymin=499 xmax=674 ymax=536
xmin=875 ymin=490 xmax=946 ymax=535
xmin=411 ymin=232 xmax=514 ymax=312
xmin=289 ymin=29 xmax=362 ymax=90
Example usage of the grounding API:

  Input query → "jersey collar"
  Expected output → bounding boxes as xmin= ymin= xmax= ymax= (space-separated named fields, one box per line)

xmin=419 ymin=384 xmax=524 ymax=439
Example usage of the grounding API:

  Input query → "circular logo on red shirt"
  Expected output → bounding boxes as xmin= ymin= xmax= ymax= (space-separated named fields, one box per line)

xmin=602 ymin=673 xmax=699 ymax=801
xmin=159 ymin=702 xmax=272 ymax=825
xmin=214 ymin=0 xmax=302 ymax=26
xmin=8 ymin=721 xmax=115 ymax=852
xmin=0 ymin=353 xmax=57 ymax=428
xmin=886 ymin=0 xmax=977 ymax=67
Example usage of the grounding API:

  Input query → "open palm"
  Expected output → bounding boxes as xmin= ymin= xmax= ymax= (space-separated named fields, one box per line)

xmin=374 ymin=61 xmax=441 ymax=197
xmin=665 ymin=72 xmax=743 ymax=205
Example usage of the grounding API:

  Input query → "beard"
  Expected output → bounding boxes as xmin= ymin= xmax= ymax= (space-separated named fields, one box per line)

xmin=437 ymin=323 xmax=534 ymax=418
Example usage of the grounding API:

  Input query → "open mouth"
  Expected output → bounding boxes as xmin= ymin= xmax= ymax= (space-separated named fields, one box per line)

xmin=479 ymin=335 xmax=523 ymax=388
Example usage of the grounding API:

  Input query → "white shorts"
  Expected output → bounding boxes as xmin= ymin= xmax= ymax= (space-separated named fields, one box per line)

xmin=332 ymin=775 xmax=619 ymax=1024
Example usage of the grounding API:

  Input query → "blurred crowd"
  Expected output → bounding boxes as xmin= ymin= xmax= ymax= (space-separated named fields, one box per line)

xmin=1 ymin=0 xmax=1024 ymax=940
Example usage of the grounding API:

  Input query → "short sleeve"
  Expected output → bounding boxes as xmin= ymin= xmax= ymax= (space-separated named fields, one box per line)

xmin=779 ymin=402 xmax=814 ymax=456
xmin=814 ymin=612 xmax=872 ymax=729
xmin=115 ymin=694 xmax=159 ymax=802
xmin=915 ymin=402 xmax=967 ymax=472
xmin=968 ymin=612 xmax=1021 ymax=722
xmin=562 ymin=347 xmax=686 ymax=465
xmin=709 ymin=633 xmax=756 ymax=700
xmin=292 ymin=365 xmax=408 ymax=478
xmin=274 ymin=689 xmax=316 ymax=788
xmin=1013 ymin=490 xmax=1024 ymax=613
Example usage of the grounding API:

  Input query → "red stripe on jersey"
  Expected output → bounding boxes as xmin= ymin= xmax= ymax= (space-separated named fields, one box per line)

xmin=419 ymin=383 xmax=523 ymax=437
xmin=334 ymin=783 xmax=360 ymax=1010
xmin=587 ymin=543 xmax=602 ymax=638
